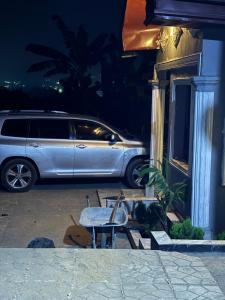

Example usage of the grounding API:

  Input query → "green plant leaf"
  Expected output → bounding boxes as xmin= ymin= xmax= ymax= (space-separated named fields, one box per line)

xmin=170 ymin=218 xmax=204 ymax=240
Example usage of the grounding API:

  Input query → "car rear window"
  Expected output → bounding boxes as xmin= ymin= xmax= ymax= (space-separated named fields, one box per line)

xmin=1 ymin=119 xmax=29 ymax=137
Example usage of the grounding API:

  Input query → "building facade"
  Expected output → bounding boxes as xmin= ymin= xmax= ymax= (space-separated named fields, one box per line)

xmin=123 ymin=0 xmax=225 ymax=238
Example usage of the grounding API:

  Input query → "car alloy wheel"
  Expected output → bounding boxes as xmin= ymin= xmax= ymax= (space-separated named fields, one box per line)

xmin=131 ymin=163 xmax=148 ymax=188
xmin=125 ymin=158 xmax=148 ymax=189
xmin=1 ymin=158 xmax=37 ymax=192
xmin=6 ymin=163 xmax=32 ymax=189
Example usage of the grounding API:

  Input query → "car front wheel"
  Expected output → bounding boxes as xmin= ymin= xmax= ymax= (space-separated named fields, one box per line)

xmin=125 ymin=158 xmax=148 ymax=189
xmin=1 ymin=159 xmax=37 ymax=192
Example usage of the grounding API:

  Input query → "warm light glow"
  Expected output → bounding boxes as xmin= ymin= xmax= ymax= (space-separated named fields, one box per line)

xmin=122 ymin=0 xmax=161 ymax=51
xmin=93 ymin=127 xmax=103 ymax=136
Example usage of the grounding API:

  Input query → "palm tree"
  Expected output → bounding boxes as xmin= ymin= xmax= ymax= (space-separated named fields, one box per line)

xmin=26 ymin=15 xmax=108 ymax=97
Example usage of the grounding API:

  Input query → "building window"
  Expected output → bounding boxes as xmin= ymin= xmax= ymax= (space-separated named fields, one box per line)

xmin=172 ymin=84 xmax=191 ymax=170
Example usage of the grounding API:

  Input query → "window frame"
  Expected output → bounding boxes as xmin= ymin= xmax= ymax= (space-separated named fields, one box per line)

xmin=169 ymin=76 xmax=194 ymax=175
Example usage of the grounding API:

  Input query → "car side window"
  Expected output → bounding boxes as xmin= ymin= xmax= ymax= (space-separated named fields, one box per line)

xmin=29 ymin=119 xmax=70 ymax=139
xmin=75 ymin=120 xmax=112 ymax=141
xmin=1 ymin=119 xmax=29 ymax=138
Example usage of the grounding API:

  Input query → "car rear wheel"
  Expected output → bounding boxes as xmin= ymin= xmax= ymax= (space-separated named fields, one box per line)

xmin=1 ymin=159 xmax=37 ymax=192
xmin=125 ymin=158 xmax=148 ymax=189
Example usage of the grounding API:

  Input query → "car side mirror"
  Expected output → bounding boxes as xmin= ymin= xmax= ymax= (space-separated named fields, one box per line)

xmin=110 ymin=134 xmax=118 ymax=142
xmin=110 ymin=134 xmax=116 ymax=141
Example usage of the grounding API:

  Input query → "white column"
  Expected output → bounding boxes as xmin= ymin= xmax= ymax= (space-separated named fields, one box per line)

xmin=191 ymin=76 xmax=219 ymax=239
xmin=150 ymin=81 xmax=167 ymax=165
xmin=146 ymin=80 xmax=167 ymax=197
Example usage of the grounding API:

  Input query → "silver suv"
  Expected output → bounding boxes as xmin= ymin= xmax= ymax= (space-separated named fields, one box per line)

xmin=0 ymin=111 xmax=148 ymax=192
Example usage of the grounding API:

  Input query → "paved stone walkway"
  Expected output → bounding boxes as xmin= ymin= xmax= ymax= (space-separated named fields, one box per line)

xmin=0 ymin=249 xmax=224 ymax=299
xmin=186 ymin=252 xmax=225 ymax=296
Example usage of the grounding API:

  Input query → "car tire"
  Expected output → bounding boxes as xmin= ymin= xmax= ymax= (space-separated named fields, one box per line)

xmin=1 ymin=159 xmax=37 ymax=192
xmin=125 ymin=158 xmax=148 ymax=189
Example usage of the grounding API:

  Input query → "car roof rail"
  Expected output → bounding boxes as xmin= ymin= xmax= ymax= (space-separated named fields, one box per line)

xmin=45 ymin=110 xmax=69 ymax=114
xmin=0 ymin=110 xmax=69 ymax=114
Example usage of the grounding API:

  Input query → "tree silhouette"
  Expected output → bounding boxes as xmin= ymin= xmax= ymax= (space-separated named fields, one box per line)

xmin=25 ymin=16 xmax=155 ymax=138
xmin=101 ymin=34 xmax=156 ymax=139
xmin=26 ymin=15 xmax=108 ymax=110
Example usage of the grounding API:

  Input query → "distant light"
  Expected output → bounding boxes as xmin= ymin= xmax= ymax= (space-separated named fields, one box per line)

xmin=58 ymin=88 xmax=63 ymax=94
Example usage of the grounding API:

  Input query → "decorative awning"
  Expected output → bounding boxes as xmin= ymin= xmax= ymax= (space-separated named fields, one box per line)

xmin=122 ymin=0 xmax=225 ymax=52
xmin=122 ymin=0 xmax=160 ymax=51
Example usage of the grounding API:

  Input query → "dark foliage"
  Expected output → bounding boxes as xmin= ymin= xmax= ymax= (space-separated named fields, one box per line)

xmin=18 ymin=16 xmax=156 ymax=138
xmin=170 ymin=219 xmax=204 ymax=240
xmin=217 ymin=231 xmax=225 ymax=240
xmin=135 ymin=202 xmax=148 ymax=224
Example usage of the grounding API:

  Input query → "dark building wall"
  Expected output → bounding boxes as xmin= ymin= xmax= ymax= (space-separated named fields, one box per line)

xmin=154 ymin=26 xmax=225 ymax=232
xmin=154 ymin=26 xmax=202 ymax=218
xmin=168 ymin=163 xmax=192 ymax=217
xmin=201 ymin=39 xmax=224 ymax=76
xmin=212 ymin=85 xmax=225 ymax=233
xmin=156 ymin=27 xmax=202 ymax=65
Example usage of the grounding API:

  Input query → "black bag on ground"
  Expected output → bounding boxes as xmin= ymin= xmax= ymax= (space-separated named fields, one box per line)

xmin=27 ymin=237 xmax=55 ymax=248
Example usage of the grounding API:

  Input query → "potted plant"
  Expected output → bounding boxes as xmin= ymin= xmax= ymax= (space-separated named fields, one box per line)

xmin=139 ymin=160 xmax=186 ymax=232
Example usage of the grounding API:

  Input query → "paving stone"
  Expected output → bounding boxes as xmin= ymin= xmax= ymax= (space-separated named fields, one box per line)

xmin=0 ymin=280 xmax=75 ymax=300
xmin=173 ymin=284 xmax=225 ymax=300
xmin=186 ymin=252 xmax=225 ymax=295
xmin=1 ymin=188 xmax=225 ymax=299
xmin=0 ymin=249 xmax=224 ymax=299
xmin=158 ymin=251 xmax=205 ymax=267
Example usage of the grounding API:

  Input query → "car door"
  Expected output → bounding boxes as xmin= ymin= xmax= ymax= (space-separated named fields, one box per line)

xmin=72 ymin=119 xmax=124 ymax=176
xmin=26 ymin=118 xmax=75 ymax=177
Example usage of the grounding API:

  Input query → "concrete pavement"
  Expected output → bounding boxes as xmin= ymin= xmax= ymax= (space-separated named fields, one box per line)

xmin=0 ymin=188 xmax=99 ymax=247
xmin=0 ymin=249 xmax=224 ymax=299
xmin=0 ymin=182 xmax=225 ymax=297
xmin=0 ymin=181 xmax=130 ymax=249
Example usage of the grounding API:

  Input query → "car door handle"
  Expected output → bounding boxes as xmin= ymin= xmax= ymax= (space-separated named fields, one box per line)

xmin=29 ymin=143 xmax=39 ymax=148
xmin=76 ymin=144 xmax=87 ymax=149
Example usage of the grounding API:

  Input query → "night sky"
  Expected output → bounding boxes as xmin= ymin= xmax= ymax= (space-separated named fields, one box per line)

xmin=0 ymin=0 xmax=126 ymax=86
